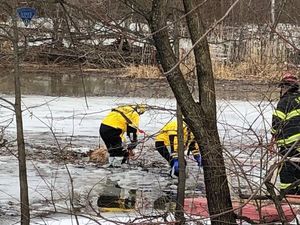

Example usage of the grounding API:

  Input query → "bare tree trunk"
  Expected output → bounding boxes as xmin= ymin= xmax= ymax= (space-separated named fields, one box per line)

xmin=12 ymin=3 xmax=30 ymax=225
xmin=182 ymin=1 xmax=237 ymax=224
xmin=149 ymin=0 xmax=237 ymax=224
xmin=173 ymin=9 xmax=186 ymax=223
xmin=175 ymin=106 xmax=186 ymax=224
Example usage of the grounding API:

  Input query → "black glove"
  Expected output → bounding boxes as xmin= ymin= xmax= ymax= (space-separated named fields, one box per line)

xmin=127 ymin=142 xmax=137 ymax=151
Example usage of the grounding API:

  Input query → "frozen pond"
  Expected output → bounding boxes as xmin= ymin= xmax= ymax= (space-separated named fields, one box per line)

xmin=0 ymin=95 xmax=274 ymax=142
xmin=0 ymin=95 xmax=278 ymax=224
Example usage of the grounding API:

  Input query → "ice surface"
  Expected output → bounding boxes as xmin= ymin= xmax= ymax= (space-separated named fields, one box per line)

xmin=0 ymin=95 xmax=277 ymax=225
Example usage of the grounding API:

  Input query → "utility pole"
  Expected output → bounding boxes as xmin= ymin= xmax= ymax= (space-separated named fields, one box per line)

xmin=12 ymin=1 xmax=30 ymax=225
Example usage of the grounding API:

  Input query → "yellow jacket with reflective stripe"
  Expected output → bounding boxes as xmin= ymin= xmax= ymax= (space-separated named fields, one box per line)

xmin=155 ymin=120 xmax=188 ymax=152
xmin=188 ymin=132 xmax=200 ymax=156
xmin=101 ymin=106 xmax=140 ymax=134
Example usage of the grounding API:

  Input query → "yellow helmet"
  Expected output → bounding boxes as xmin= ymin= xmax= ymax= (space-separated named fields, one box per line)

xmin=135 ymin=104 xmax=148 ymax=115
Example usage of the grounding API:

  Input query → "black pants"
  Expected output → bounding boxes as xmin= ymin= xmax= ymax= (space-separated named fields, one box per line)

xmin=280 ymin=160 xmax=300 ymax=195
xmin=100 ymin=124 xmax=125 ymax=157
xmin=155 ymin=141 xmax=171 ymax=163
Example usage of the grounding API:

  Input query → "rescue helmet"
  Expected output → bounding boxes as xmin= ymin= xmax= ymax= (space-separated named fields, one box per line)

xmin=278 ymin=72 xmax=299 ymax=88
xmin=135 ymin=104 xmax=147 ymax=115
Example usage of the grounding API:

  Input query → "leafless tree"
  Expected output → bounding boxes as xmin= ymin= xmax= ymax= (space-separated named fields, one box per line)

xmin=1 ymin=1 xmax=300 ymax=224
xmin=147 ymin=0 xmax=238 ymax=224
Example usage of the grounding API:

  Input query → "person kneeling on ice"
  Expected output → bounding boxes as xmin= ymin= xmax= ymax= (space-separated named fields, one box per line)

xmin=155 ymin=119 xmax=202 ymax=177
xmin=100 ymin=104 xmax=147 ymax=167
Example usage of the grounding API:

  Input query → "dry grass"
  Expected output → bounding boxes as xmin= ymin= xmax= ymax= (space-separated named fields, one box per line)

xmin=126 ymin=65 xmax=162 ymax=78
xmin=212 ymin=42 xmax=299 ymax=81
xmin=125 ymin=61 xmax=290 ymax=82
xmin=126 ymin=41 xmax=299 ymax=81
xmin=125 ymin=63 xmax=196 ymax=80
xmin=212 ymin=61 xmax=285 ymax=82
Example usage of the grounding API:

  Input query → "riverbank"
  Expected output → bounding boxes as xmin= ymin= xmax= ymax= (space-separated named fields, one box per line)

xmin=0 ymin=65 xmax=278 ymax=101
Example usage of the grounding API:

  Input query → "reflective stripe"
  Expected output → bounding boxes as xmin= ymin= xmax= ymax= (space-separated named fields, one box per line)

xmin=271 ymin=128 xmax=277 ymax=135
xmin=287 ymin=157 xmax=300 ymax=162
xmin=276 ymin=133 xmax=300 ymax=146
xmin=191 ymin=150 xmax=199 ymax=155
xmin=273 ymin=110 xmax=286 ymax=120
xmin=280 ymin=182 xmax=300 ymax=189
xmin=273 ymin=109 xmax=300 ymax=121
xmin=286 ymin=109 xmax=300 ymax=120
xmin=171 ymin=153 xmax=178 ymax=157
xmin=280 ymin=183 xmax=292 ymax=190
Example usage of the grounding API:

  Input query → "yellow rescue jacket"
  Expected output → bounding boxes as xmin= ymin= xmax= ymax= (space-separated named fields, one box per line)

xmin=101 ymin=105 xmax=140 ymax=137
xmin=155 ymin=120 xmax=189 ymax=152
xmin=155 ymin=120 xmax=200 ymax=159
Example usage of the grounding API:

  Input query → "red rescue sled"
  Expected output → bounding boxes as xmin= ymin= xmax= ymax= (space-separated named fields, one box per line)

xmin=184 ymin=197 xmax=299 ymax=223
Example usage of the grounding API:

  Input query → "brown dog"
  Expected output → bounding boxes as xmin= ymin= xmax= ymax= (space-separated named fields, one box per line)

xmin=87 ymin=147 xmax=109 ymax=165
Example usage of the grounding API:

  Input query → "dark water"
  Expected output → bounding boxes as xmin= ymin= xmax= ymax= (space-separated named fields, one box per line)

xmin=0 ymin=72 xmax=174 ymax=98
xmin=0 ymin=72 xmax=276 ymax=100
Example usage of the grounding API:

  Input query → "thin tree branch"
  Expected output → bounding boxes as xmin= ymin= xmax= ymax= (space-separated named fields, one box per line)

xmin=164 ymin=0 xmax=241 ymax=76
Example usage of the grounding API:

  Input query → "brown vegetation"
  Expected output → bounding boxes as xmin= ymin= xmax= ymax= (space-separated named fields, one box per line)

xmin=87 ymin=147 xmax=109 ymax=165
xmin=125 ymin=61 xmax=297 ymax=82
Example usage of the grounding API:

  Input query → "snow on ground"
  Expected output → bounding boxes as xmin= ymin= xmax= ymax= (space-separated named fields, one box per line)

xmin=0 ymin=95 xmax=276 ymax=224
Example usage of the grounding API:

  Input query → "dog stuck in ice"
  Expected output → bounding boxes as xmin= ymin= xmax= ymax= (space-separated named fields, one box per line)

xmin=87 ymin=147 xmax=109 ymax=165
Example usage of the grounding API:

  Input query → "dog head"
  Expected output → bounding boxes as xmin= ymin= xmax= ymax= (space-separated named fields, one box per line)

xmin=88 ymin=147 xmax=109 ymax=165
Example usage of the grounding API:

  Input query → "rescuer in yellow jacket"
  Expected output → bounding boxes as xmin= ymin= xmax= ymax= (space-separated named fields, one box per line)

xmin=100 ymin=104 xmax=147 ymax=167
xmin=155 ymin=120 xmax=202 ymax=177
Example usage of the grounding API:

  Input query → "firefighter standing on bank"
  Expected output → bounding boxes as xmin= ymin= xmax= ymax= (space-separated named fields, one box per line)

xmin=271 ymin=72 xmax=300 ymax=195
xmin=100 ymin=104 xmax=147 ymax=167
xmin=155 ymin=120 xmax=202 ymax=177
